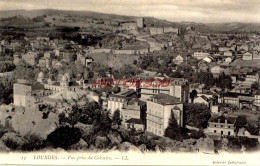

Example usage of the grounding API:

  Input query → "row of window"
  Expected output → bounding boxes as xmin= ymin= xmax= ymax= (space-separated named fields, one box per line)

xmin=214 ymin=130 xmax=231 ymax=136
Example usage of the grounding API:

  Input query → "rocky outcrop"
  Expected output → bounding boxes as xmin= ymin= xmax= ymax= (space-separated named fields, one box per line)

xmin=117 ymin=142 xmax=141 ymax=152
xmin=95 ymin=136 xmax=109 ymax=149
xmin=0 ymin=140 xmax=10 ymax=151
xmin=107 ymin=130 xmax=122 ymax=145
xmin=194 ymin=136 xmax=215 ymax=154
xmin=69 ymin=138 xmax=88 ymax=150
xmin=1 ymin=132 xmax=28 ymax=145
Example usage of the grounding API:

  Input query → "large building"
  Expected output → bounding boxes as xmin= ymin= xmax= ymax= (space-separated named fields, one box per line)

xmin=205 ymin=115 xmax=236 ymax=136
xmin=146 ymin=94 xmax=183 ymax=136
xmin=13 ymin=79 xmax=52 ymax=110
xmin=137 ymin=78 xmax=189 ymax=103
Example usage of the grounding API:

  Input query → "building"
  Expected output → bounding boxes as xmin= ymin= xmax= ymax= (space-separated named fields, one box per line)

xmin=121 ymin=98 xmax=146 ymax=124
xmin=22 ymin=51 xmax=38 ymax=66
xmin=120 ymin=23 xmax=138 ymax=31
xmin=223 ymin=50 xmax=233 ymax=57
xmin=107 ymin=89 xmax=137 ymax=115
xmin=243 ymin=52 xmax=253 ymax=60
xmin=13 ymin=79 xmax=52 ymax=110
xmin=174 ymin=55 xmax=184 ymax=64
xmin=149 ymin=27 xmax=164 ymax=35
xmin=146 ymin=94 xmax=183 ymax=136
xmin=210 ymin=66 xmax=224 ymax=78
xmin=193 ymin=95 xmax=210 ymax=107
xmin=205 ymin=115 xmax=236 ymax=136
xmin=193 ymin=51 xmax=209 ymax=60
xmin=136 ymin=17 xmax=144 ymax=28
xmin=137 ymin=78 xmax=189 ymax=103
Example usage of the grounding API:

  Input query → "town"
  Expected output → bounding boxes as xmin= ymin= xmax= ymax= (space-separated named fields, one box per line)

xmin=0 ymin=9 xmax=260 ymax=153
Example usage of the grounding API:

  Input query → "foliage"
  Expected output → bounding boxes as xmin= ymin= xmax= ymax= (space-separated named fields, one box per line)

xmin=188 ymin=130 xmax=205 ymax=139
xmin=184 ymin=103 xmax=211 ymax=128
xmin=46 ymin=126 xmax=81 ymax=150
xmin=235 ymin=115 xmax=247 ymax=131
xmin=227 ymin=137 xmax=242 ymax=151
xmin=193 ymin=71 xmax=215 ymax=88
xmin=12 ymin=60 xmax=40 ymax=81
xmin=164 ymin=111 xmax=183 ymax=141
xmin=3 ymin=138 xmax=20 ymax=150
xmin=21 ymin=133 xmax=46 ymax=151
xmin=216 ymin=73 xmax=232 ymax=89
xmin=112 ymin=109 xmax=122 ymax=128
xmin=0 ymin=77 xmax=14 ymax=104
xmin=246 ymin=124 xmax=259 ymax=135
xmin=0 ymin=62 xmax=15 ymax=73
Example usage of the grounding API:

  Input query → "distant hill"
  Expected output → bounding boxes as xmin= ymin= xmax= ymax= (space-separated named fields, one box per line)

xmin=0 ymin=15 xmax=45 ymax=28
xmin=0 ymin=9 xmax=260 ymax=33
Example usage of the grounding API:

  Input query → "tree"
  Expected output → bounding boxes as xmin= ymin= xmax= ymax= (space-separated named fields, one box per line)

xmin=164 ymin=111 xmax=182 ymax=141
xmin=112 ymin=109 xmax=122 ymax=129
xmin=184 ymin=103 xmax=211 ymax=128
xmin=235 ymin=115 xmax=247 ymax=132
xmin=216 ymin=73 xmax=232 ymax=89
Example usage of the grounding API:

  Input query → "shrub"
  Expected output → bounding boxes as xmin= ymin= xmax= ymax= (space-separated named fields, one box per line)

xmin=46 ymin=126 xmax=81 ymax=150
xmin=3 ymin=138 xmax=20 ymax=150
xmin=21 ymin=133 xmax=46 ymax=151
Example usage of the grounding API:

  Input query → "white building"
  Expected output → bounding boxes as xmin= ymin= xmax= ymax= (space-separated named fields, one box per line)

xmin=146 ymin=94 xmax=183 ymax=136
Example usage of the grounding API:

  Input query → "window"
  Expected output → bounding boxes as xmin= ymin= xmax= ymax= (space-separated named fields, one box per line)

xmin=228 ymin=126 xmax=230 ymax=128
xmin=228 ymin=131 xmax=230 ymax=136
xmin=214 ymin=130 xmax=216 ymax=133
xmin=221 ymin=125 xmax=223 ymax=128
xmin=214 ymin=125 xmax=216 ymax=127
xmin=221 ymin=131 xmax=223 ymax=135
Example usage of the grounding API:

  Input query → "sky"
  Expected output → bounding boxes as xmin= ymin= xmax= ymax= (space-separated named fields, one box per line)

xmin=0 ymin=0 xmax=260 ymax=23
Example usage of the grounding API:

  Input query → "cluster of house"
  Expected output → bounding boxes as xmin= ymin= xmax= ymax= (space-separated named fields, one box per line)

xmin=11 ymin=65 xmax=260 ymax=139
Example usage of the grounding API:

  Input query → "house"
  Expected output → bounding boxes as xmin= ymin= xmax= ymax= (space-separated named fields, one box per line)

xmin=146 ymin=93 xmax=183 ymax=136
xmin=218 ymin=47 xmax=231 ymax=52
xmin=205 ymin=115 xmax=236 ymax=136
xmin=193 ymin=95 xmax=210 ymax=107
xmin=211 ymin=105 xmax=219 ymax=114
xmin=253 ymin=51 xmax=260 ymax=60
xmin=223 ymin=50 xmax=233 ymax=57
xmin=242 ymin=52 xmax=253 ymax=60
xmin=22 ymin=51 xmax=38 ymax=66
xmin=107 ymin=89 xmax=137 ymax=114
xmin=244 ymin=71 xmax=259 ymax=85
xmin=225 ymin=57 xmax=232 ymax=63
xmin=174 ymin=55 xmax=184 ymax=64
xmin=193 ymin=51 xmax=209 ymax=60
xmin=210 ymin=66 xmax=224 ymax=78
xmin=203 ymin=56 xmax=214 ymax=63
xmin=125 ymin=118 xmax=145 ymax=131
xmin=121 ymin=98 xmax=146 ymax=126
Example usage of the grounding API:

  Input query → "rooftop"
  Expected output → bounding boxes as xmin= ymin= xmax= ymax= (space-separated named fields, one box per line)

xmin=149 ymin=93 xmax=181 ymax=105
xmin=209 ymin=115 xmax=236 ymax=124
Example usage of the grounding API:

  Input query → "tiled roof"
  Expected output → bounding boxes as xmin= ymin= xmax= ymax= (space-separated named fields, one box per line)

xmin=209 ymin=115 xmax=236 ymax=124
xmin=150 ymin=93 xmax=181 ymax=105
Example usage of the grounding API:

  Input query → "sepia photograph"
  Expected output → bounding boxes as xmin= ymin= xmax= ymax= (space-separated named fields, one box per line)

xmin=0 ymin=0 xmax=260 ymax=165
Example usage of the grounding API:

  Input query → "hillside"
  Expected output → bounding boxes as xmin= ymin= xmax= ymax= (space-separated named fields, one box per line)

xmin=0 ymin=9 xmax=260 ymax=33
